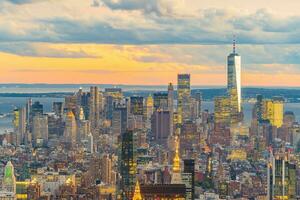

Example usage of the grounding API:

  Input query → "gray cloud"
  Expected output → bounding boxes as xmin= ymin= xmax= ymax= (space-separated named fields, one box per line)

xmin=0 ymin=42 xmax=100 ymax=58
xmin=4 ymin=0 xmax=45 ymax=4
xmin=101 ymin=0 xmax=184 ymax=17
xmin=1 ymin=3 xmax=300 ymax=46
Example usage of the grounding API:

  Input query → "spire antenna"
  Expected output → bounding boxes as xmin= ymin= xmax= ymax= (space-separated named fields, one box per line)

xmin=233 ymin=35 xmax=236 ymax=54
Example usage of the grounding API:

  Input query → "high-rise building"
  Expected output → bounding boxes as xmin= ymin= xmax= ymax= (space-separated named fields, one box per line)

xmin=101 ymin=154 xmax=112 ymax=185
xmin=214 ymin=96 xmax=231 ymax=125
xmin=153 ymin=92 xmax=168 ymax=111
xmin=64 ymin=111 xmax=77 ymax=145
xmin=262 ymin=97 xmax=284 ymax=128
xmin=227 ymin=39 xmax=241 ymax=113
xmin=120 ymin=130 xmax=137 ymax=199
xmin=78 ymin=120 xmax=90 ymax=140
xmin=32 ymin=114 xmax=48 ymax=147
xmin=31 ymin=101 xmax=43 ymax=117
xmin=171 ymin=136 xmax=182 ymax=184
xmin=130 ymin=96 xmax=144 ymax=116
xmin=87 ymin=132 xmax=93 ymax=153
xmin=26 ymin=98 xmax=32 ymax=129
xmin=168 ymin=83 xmax=174 ymax=135
xmin=64 ymin=95 xmax=77 ymax=114
xmin=183 ymin=159 xmax=195 ymax=200
xmin=104 ymin=88 xmax=122 ymax=120
xmin=177 ymin=74 xmax=191 ymax=124
xmin=151 ymin=110 xmax=171 ymax=147
xmin=13 ymin=107 xmax=26 ymax=145
xmin=145 ymin=95 xmax=154 ymax=129
xmin=89 ymin=86 xmax=101 ymax=131
xmin=268 ymin=151 xmax=297 ymax=200
xmin=53 ymin=102 xmax=64 ymax=118
xmin=2 ymin=161 xmax=16 ymax=195
xmin=29 ymin=101 xmax=43 ymax=131
xmin=195 ymin=92 xmax=202 ymax=119
xmin=112 ymin=105 xmax=127 ymax=135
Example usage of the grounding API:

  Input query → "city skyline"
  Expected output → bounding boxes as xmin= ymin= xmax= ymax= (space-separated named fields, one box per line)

xmin=1 ymin=0 xmax=300 ymax=86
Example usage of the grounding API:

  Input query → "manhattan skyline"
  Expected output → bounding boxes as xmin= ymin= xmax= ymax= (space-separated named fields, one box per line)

xmin=1 ymin=0 xmax=300 ymax=86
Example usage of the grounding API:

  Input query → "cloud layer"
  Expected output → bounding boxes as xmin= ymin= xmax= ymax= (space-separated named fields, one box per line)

xmin=1 ymin=0 xmax=300 ymax=44
xmin=1 ymin=0 xmax=300 ymax=85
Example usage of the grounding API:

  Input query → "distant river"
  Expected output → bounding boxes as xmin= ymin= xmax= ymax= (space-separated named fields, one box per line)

xmin=1 ymin=97 xmax=300 ymax=134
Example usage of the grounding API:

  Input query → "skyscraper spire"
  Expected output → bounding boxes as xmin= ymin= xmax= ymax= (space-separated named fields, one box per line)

xmin=171 ymin=136 xmax=182 ymax=184
xmin=132 ymin=180 xmax=142 ymax=200
xmin=233 ymin=35 xmax=236 ymax=54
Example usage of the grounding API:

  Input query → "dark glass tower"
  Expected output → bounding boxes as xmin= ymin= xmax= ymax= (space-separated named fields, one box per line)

xmin=120 ymin=130 xmax=137 ymax=200
xmin=184 ymin=159 xmax=195 ymax=200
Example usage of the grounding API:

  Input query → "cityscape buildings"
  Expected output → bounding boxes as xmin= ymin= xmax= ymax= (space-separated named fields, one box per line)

xmin=1 ymin=40 xmax=300 ymax=200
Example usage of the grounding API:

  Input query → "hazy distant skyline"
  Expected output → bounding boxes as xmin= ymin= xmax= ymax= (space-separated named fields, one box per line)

xmin=1 ymin=0 xmax=300 ymax=86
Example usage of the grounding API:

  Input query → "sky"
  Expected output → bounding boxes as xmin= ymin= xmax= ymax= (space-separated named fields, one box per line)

xmin=1 ymin=0 xmax=300 ymax=86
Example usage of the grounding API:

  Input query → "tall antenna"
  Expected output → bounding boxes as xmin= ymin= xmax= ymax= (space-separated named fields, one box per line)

xmin=233 ymin=35 xmax=236 ymax=54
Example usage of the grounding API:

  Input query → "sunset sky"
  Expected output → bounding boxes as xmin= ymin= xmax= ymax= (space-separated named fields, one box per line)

xmin=1 ymin=0 xmax=300 ymax=86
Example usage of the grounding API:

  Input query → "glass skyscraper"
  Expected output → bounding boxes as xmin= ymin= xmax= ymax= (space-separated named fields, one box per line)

xmin=227 ymin=41 xmax=241 ymax=113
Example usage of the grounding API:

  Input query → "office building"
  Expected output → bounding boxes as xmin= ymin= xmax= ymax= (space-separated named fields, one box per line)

xmin=101 ymin=154 xmax=113 ymax=185
xmin=53 ymin=102 xmax=64 ymax=118
xmin=130 ymin=96 xmax=144 ymax=116
xmin=177 ymin=74 xmax=191 ymax=124
xmin=227 ymin=39 xmax=242 ymax=113
xmin=112 ymin=105 xmax=127 ymax=135
xmin=64 ymin=111 xmax=77 ymax=145
xmin=32 ymin=114 xmax=48 ymax=147
xmin=268 ymin=152 xmax=297 ymax=200
xmin=214 ymin=96 xmax=231 ymax=125
xmin=151 ymin=110 xmax=171 ymax=147
xmin=262 ymin=97 xmax=284 ymax=128
xmin=168 ymin=83 xmax=174 ymax=135
xmin=89 ymin=86 xmax=101 ymax=131
xmin=153 ymin=92 xmax=168 ymax=111
xmin=183 ymin=159 xmax=195 ymax=200
xmin=13 ymin=107 xmax=26 ymax=145
xmin=120 ymin=130 xmax=137 ymax=199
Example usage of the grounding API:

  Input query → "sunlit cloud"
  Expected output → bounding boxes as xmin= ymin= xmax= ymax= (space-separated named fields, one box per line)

xmin=1 ymin=0 xmax=300 ymax=86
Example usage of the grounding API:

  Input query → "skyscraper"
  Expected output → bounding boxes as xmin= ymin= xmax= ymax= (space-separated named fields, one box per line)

xmin=177 ymin=74 xmax=191 ymax=124
xmin=145 ymin=95 xmax=154 ymax=129
xmin=53 ymin=102 xmax=64 ymax=118
xmin=13 ymin=107 xmax=26 ymax=145
xmin=151 ymin=110 xmax=171 ymax=147
xmin=268 ymin=151 xmax=297 ymax=200
xmin=29 ymin=101 xmax=43 ymax=132
xmin=262 ymin=97 xmax=284 ymax=128
xmin=32 ymin=114 xmax=48 ymax=147
xmin=153 ymin=92 xmax=168 ymax=111
xmin=101 ymin=154 xmax=113 ymax=185
xmin=2 ymin=161 xmax=16 ymax=195
xmin=112 ymin=105 xmax=127 ymax=135
xmin=130 ymin=96 xmax=144 ymax=116
xmin=120 ymin=130 xmax=137 ymax=199
xmin=168 ymin=83 xmax=174 ymax=135
xmin=227 ymin=39 xmax=242 ymax=113
xmin=214 ymin=96 xmax=231 ymax=125
xmin=64 ymin=111 xmax=77 ymax=145
xmin=195 ymin=92 xmax=202 ymax=119
xmin=89 ymin=86 xmax=101 ymax=131
xmin=183 ymin=159 xmax=195 ymax=200
xmin=87 ymin=132 xmax=94 ymax=153
xmin=171 ymin=136 xmax=182 ymax=184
